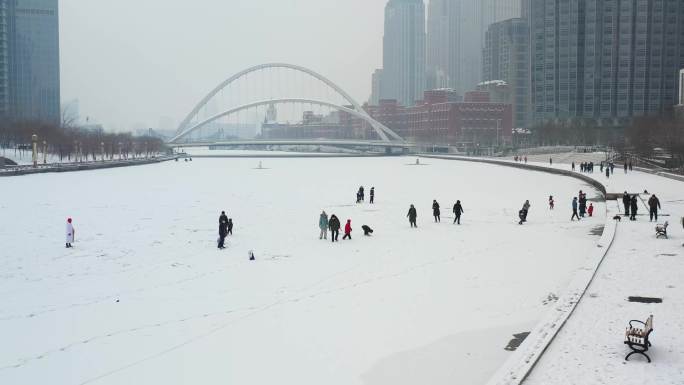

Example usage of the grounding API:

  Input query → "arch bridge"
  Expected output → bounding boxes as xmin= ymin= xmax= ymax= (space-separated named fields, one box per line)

xmin=169 ymin=63 xmax=405 ymax=148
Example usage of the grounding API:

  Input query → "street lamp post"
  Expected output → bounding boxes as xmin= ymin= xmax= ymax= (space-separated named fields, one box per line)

xmin=31 ymin=134 xmax=38 ymax=168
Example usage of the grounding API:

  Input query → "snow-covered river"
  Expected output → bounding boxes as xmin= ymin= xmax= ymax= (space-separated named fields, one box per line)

xmin=0 ymin=157 xmax=605 ymax=385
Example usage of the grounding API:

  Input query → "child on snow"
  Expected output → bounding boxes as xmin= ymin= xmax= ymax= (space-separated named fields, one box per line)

xmin=588 ymin=203 xmax=594 ymax=217
xmin=549 ymin=196 xmax=554 ymax=210
xmin=65 ymin=218 xmax=75 ymax=248
xmin=343 ymin=219 xmax=352 ymax=240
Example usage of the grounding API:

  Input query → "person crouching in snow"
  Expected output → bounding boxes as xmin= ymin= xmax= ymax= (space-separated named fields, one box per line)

xmin=362 ymin=225 xmax=374 ymax=236
xmin=66 ymin=218 xmax=75 ymax=248
xmin=588 ymin=203 xmax=594 ymax=217
xmin=343 ymin=219 xmax=352 ymax=240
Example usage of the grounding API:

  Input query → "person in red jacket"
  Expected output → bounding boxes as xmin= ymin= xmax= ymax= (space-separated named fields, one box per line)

xmin=342 ymin=219 xmax=352 ymax=240
xmin=588 ymin=203 xmax=594 ymax=217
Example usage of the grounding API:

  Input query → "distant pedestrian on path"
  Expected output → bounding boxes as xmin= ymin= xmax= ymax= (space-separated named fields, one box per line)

xmin=432 ymin=200 xmax=441 ymax=222
xmin=370 ymin=187 xmax=375 ymax=204
xmin=342 ymin=219 xmax=352 ymax=240
xmin=549 ymin=158 xmax=553 ymax=165
xmin=588 ymin=203 xmax=594 ymax=217
xmin=629 ymin=161 xmax=633 ymax=171
xmin=610 ymin=162 xmax=615 ymax=174
xmin=453 ymin=200 xmax=464 ymax=224
xmin=571 ymin=198 xmax=580 ymax=221
xmin=624 ymin=163 xmax=628 ymax=174
xmin=319 ymin=211 xmax=329 ymax=240
xmin=329 ymin=214 xmax=341 ymax=242
xmin=605 ymin=167 xmax=610 ymax=178
xmin=407 ymin=204 xmax=417 ymax=227
xmin=630 ymin=195 xmax=639 ymax=221
xmin=549 ymin=195 xmax=555 ymax=210
xmin=648 ymin=194 xmax=661 ymax=222
xmin=65 ymin=218 xmax=75 ymax=248
xmin=572 ymin=162 xmax=575 ymax=171
xmin=622 ymin=192 xmax=631 ymax=217
xmin=227 ymin=219 xmax=233 ymax=235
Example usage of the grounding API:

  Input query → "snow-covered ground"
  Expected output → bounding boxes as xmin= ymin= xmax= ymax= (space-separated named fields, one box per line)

xmin=521 ymin=164 xmax=684 ymax=385
xmin=0 ymin=157 xmax=606 ymax=385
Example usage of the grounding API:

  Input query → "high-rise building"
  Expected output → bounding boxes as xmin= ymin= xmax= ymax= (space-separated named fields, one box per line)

xmin=369 ymin=69 xmax=384 ymax=105
xmin=531 ymin=0 xmax=684 ymax=125
xmin=382 ymin=0 xmax=426 ymax=106
xmin=0 ymin=0 xmax=11 ymax=118
xmin=6 ymin=0 xmax=60 ymax=124
xmin=483 ymin=17 xmax=530 ymax=128
xmin=679 ymin=69 xmax=684 ymax=106
xmin=427 ymin=0 xmax=521 ymax=95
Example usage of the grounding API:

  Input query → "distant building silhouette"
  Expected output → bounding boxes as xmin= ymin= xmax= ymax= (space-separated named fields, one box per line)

xmin=382 ymin=0 xmax=426 ymax=106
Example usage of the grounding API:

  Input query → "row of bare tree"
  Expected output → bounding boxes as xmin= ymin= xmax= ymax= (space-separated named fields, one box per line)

xmin=530 ymin=116 xmax=684 ymax=170
xmin=0 ymin=121 xmax=169 ymax=162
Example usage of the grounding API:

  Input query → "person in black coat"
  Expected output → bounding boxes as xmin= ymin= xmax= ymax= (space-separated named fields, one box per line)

xmin=362 ymin=225 xmax=374 ymax=236
xmin=218 ymin=211 xmax=228 ymax=249
xmin=622 ymin=192 xmax=630 ymax=217
xmin=407 ymin=205 xmax=417 ymax=227
xmin=227 ymin=218 xmax=234 ymax=235
xmin=648 ymin=194 xmax=661 ymax=222
xmin=432 ymin=200 xmax=441 ymax=222
xmin=630 ymin=195 xmax=639 ymax=221
xmin=453 ymin=200 xmax=464 ymax=224
xmin=370 ymin=187 xmax=375 ymax=204
xmin=329 ymin=215 xmax=341 ymax=242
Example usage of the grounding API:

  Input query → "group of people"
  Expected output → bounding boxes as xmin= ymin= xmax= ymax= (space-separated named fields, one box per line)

xmin=571 ymin=190 xmax=594 ymax=220
xmin=514 ymin=155 xmax=528 ymax=163
xmin=356 ymin=186 xmax=375 ymax=204
xmin=407 ymin=200 xmax=464 ymax=227
xmin=621 ymin=192 xmax=661 ymax=222
xmin=217 ymin=211 xmax=234 ymax=249
xmin=318 ymin=211 xmax=360 ymax=242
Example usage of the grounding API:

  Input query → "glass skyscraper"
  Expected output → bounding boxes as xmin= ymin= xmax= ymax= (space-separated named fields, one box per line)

xmin=0 ymin=0 xmax=10 ymax=118
xmin=4 ymin=0 xmax=60 ymax=124
xmin=483 ymin=18 xmax=530 ymax=128
xmin=531 ymin=0 xmax=684 ymax=125
xmin=427 ymin=0 xmax=521 ymax=95
xmin=383 ymin=0 xmax=426 ymax=106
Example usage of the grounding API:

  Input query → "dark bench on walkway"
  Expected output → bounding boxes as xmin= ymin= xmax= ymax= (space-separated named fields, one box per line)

xmin=655 ymin=222 xmax=669 ymax=239
xmin=624 ymin=315 xmax=654 ymax=362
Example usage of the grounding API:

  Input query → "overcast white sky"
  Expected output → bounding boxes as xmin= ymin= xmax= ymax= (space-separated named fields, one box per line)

xmin=60 ymin=0 xmax=389 ymax=132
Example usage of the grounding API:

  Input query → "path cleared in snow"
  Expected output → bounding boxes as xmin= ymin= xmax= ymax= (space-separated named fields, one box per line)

xmin=0 ymin=157 xmax=606 ymax=385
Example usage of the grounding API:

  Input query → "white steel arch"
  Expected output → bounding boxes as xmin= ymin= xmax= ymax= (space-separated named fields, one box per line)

xmin=170 ymin=98 xmax=398 ymax=144
xmin=175 ymin=63 xmax=403 ymax=143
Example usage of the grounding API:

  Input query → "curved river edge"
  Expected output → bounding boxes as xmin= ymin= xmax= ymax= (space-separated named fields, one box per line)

xmin=419 ymin=154 xmax=617 ymax=385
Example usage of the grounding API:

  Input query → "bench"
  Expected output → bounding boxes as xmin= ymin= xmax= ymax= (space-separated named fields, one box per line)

xmin=655 ymin=222 xmax=668 ymax=239
xmin=624 ymin=315 xmax=654 ymax=362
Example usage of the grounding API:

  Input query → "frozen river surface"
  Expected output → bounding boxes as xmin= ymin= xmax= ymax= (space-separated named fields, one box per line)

xmin=0 ymin=157 xmax=605 ymax=385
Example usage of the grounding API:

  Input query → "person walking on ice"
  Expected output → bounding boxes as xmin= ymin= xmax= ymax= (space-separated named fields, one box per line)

xmin=227 ymin=219 xmax=233 ymax=235
xmin=329 ymin=214 xmax=341 ymax=242
xmin=648 ymin=194 xmax=661 ymax=222
xmin=630 ymin=195 xmax=639 ymax=221
xmin=65 ymin=218 xmax=75 ymax=248
xmin=218 ymin=212 xmax=228 ymax=249
xmin=571 ymin=197 xmax=580 ymax=221
xmin=623 ymin=191 xmax=631 ymax=217
xmin=453 ymin=200 xmax=464 ymax=224
xmin=432 ymin=200 xmax=441 ymax=222
xmin=519 ymin=200 xmax=531 ymax=225
xmin=370 ymin=187 xmax=375 ymax=204
xmin=319 ymin=211 xmax=329 ymax=240
xmin=407 ymin=204 xmax=417 ymax=228
xmin=549 ymin=195 xmax=554 ymax=210
xmin=343 ymin=219 xmax=353 ymax=240
xmin=588 ymin=203 xmax=594 ymax=217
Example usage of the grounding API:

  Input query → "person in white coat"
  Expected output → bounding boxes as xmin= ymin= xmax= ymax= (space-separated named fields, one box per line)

xmin=66 ymin=218 xmax=75 ymax=248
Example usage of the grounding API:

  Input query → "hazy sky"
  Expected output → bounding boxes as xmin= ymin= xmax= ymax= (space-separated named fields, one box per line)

xmin=60 ymin=0 xmax=389 ymax=132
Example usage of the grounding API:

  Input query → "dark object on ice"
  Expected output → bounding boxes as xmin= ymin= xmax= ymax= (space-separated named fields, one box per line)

xmin=655 ymin=222 xmax=668 ymax=239
xmin=227 ymin=218 xmax=234 ymax=235
xmin=624 ymin=315 xmax=654 ymax=363
xmin=407 ymin=205 xmax=417 ymax=227
xmin=613 ymin=215 xmax=622 ymax=221
xmin=248 ymin=250 xmax=255 ymax=261
xmin=362 ymin=225 xmax=373 ymax=236
xmin=504 ymin=332 xmax=530 ymax=351
xmin=432 ymin=200 xmax=441 ymax=222
xmin=628 ymin=297 xmax=662 ymax=304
